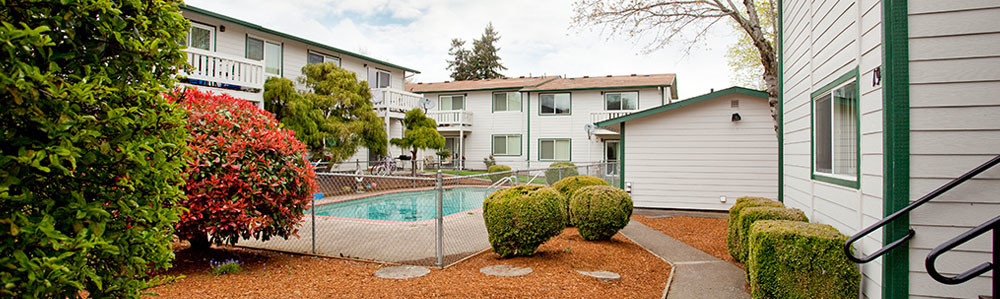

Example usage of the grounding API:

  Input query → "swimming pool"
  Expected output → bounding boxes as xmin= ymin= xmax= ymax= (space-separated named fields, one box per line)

xmin=307 ymin=187 xmax=492 ymax=222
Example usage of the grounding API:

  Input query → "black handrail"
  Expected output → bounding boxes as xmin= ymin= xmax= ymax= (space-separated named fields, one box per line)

xmin=844 ymin=155 xmax=1000 ymax=263
xmin=925 ymin=215 xmax=998 ymax=298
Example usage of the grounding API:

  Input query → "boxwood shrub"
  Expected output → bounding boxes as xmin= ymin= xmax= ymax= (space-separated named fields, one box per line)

xmin=552 ymin=176 xmax=610 ymax=225
xmin=747 ymin=220 xmax=860 ymax=298
xmin=482 ymin=185 xmax=565 ymax=257
xmin=545 ymin=162 xmax=578 ymax=185
xmin=487 ymin=164 xmax=512 ymax=183
xmin=733 ymin=207 xmax=808 ymax=262
xmin=727 ymin=196 xmax=784 ymax=261
xmin=569 ymin=185 xmax=633 ymax=241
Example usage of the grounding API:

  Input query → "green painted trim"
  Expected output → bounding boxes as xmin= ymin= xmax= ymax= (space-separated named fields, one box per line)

xmin=882 ymin=0 xmax=910 ymax=297
xmin=777 ymin=0 xmax=783 ymax=203
xmin=619 ymin=123 xmax=625 ymax=189
xmin=595 ymin=86 xmax=767 ymax=127
xmin=491 ymin=91 xmax=522 ymax=113
xmin=809 ymin=67 xmax=860 ymax=189
xmin=490 ymin=134 xmax=523 ymax=156
xmin=180 ymin=4 xmax=420 ymax=74
xmin=279 ymin=42 xmax=284 ymax=78
xmin=526 ymin=92 xmax=531 ymax=168
xmin=537 ymin=92 xmax=572 ymax=116
xmin=537 ymin=138 xmax=572 ymax=162
xmin=603 ymin=91 xmax=640 ymax=111
xmin=524 ymin=84 xmax=671 ymax=93
xmin=411 ymin=77 xmax=560 ymax=94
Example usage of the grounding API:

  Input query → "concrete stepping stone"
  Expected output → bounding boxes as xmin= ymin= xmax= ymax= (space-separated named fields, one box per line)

xmin=576 ymin=270 xmax=621 ymax=282
xmin=480 ymin=265 xmax=533 ymax=277
xmin=375 ymin=265 xmax=430 ymax=279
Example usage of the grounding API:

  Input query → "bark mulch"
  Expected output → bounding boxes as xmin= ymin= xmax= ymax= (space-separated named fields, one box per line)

xmin=632 ymin=215 xmax=742 ymax=267
xmin=148 ymin=228 xmax=670 ymax=298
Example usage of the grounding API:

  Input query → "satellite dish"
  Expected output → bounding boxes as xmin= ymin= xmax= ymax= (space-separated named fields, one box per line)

xmin=584 ymin=123 xmax=597 ymax=140
xmin=419 ymin=98 xmax=436 ymax=111
xmin=370 ymin=88 xmax=384 ymax=105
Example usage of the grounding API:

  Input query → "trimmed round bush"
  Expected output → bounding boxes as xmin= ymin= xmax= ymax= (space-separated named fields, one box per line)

xmin=552 ymin=176 xmax=611 ymax=225
xmin=545 ymin=162 xmax=578 ymax=185
xmin=727 ymin=196 xmax=784 ymax=261
xmin=733 ymin=207 xmax=808 ymax=262
xmin=569 ymin=185 xmax=633 ymax=241
xmin=748 ymin=220 xmax=860 ymax=298
xmin=488 ymin=164 xmax=512 ymax=183
xmin=483 ymin=185 xmax=566 ymax=257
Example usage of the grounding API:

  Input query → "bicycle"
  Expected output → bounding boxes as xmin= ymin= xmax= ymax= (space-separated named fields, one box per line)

xmin=370 ymin=156 xmax=398 ymax=176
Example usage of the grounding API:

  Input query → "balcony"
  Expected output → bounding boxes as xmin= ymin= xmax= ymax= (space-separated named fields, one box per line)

xmin=428 ymin=110 xmax=473 ymax=133
xmin=591 ymin=111 xmax=636 ymax=124
xmin=178 ymin=48 xmax=265 ymax=104
xmin=372 ymin=88 xmax=423 ymax=114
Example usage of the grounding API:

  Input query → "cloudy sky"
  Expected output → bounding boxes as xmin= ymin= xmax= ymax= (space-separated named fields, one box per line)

xmin=185 ymin=0 xmax=743 ymax=99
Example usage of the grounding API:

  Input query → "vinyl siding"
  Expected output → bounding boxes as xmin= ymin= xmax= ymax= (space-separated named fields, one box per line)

xmin=781 ymin=0 xmax=885 ymax=297
xmin=623 ymin=94 xmax=777 ymax=210
xmin=905 ymin=1 xmax=1000 ymax=298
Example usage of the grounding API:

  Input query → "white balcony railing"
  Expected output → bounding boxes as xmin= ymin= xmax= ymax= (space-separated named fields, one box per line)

xmin=180 ymin=48 xmax=265 ymax=92
xmin=428 ymin=110 xmax=473 ymax=127
xmin=591 ymin=111 xmax=636 ymax=124
xmin=372 ymin=88 xmax=422 ymax=113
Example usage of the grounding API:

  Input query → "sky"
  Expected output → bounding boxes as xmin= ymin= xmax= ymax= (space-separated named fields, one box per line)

xmin=185 ymin=0 xmax=743 ymax=99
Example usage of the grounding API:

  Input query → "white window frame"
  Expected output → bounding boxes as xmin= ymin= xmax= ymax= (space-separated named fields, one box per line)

xmin=375 ymin=69 xmax=391 ymax=88
xmin=492 ymin=134 xmax=522 ymax=156
xmin=604 ymin=91 xmax=639 ymax=111
xmin=307 ymin=50 xmax=341 ymax=67
xmin=438 ymin=95 xmax=465 ymax=111
xmin=539 ymin=139 xmax=571 ymax=161
xmin=539 ymin=93 xmax=571 ymax=116
xmin=187 ymin=22 xmax=215 ymax=51
xmin=246 ymin=35 xmax=282 ymax=76
xmin=492 ymin=91 xmax=522 ymax=113
xmin=811 ymin=73 xmax=859 ymax=186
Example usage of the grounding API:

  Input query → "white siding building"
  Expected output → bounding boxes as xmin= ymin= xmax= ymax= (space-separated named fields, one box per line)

xmin=779 ymin=0 xmax=1000 ymax=298
xmin=407 ymin=74 xmax=678 ymax=170
xmin=177 ymin=5 xmax=423 ymax=161
xmin=596 ymin=87 xmax=777 ymax=211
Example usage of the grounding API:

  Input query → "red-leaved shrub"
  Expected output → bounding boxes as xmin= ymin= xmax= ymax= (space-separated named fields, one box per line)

xmin=167 ymin=88 xmax=316 ymax=248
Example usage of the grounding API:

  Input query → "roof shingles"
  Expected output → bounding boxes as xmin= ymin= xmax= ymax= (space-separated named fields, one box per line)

xmin=406 ymin=76 xmax=558 ymax=93
xmin=521 ymin=74 xmax=675 ymax=91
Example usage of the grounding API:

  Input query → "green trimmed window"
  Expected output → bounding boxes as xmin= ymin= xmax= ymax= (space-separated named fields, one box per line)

xmin=187 ymin=23 xmax=213 ymax=51
xmin=540 ymin=93 xmax=570 ymax=115
xmin=439 ymin=95 xmax=465 ymax=110
xmin=493 ymin=92 xmax=521 ymax=112
xmin=605 ymin=91 xmax=638 ymax=111
xmin=307 ymin=50 xmax=341 ymax=67
xmin=492 ymin=135 xmax=521 ymax=156
xmin=539 ymin=139 xmax=571 ymax=161
xmin=813 ymin=77 xmax=858 ymax=182
xmin=246 ymin=36 xmax=282 ymax=76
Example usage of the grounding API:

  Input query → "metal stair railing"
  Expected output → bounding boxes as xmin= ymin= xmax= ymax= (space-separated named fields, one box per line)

xmin=844 ymin=155 xmax=1000 ymax=263
xmin=924 ymin=214 xmax=998 ymax=298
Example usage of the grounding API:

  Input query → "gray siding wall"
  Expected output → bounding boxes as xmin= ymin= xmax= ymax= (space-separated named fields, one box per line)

xmin=623 ymin=94 xmax=777 ymax=210
xmin=906 ymin=1 xmax=1000 ymax=297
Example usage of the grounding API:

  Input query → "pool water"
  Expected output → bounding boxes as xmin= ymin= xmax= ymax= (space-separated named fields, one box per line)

xmin=307 ymin=188 xmax=492 ymax=222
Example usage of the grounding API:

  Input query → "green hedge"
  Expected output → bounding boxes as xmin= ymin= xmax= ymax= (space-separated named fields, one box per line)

xmin=482 ymin=185 xmax=565 ymax=257
xmin=747 ymin=220 xmax=860 ymax=298
xmin=569 ymin=185 xmax=633 ymax=241
xmin=733 ymin=207 xmax=808 ymax=262
xmin=545 ymin=162 xmax=578 ymax=185
xmin=727 ymin=196 xmax=784 ymax=261
xmin=552 ymin=176 xmax=610 ymax=225
xmin=488 ymin=164 xmax=512 ymax=183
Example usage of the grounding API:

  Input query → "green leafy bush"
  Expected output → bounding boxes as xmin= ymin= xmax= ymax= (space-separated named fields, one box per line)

xmin=747 ymin=220 xmax=860 ymax=298
xmin=0 ymin=1 xmax=190 ymax=297
xmin=552 ymin=176 xmax=610 ymax=225
xmin=545 ymin=162 xmax=578 ymax=185
xmin=569 ymin=185 xmax=633 ymax=240
xmin=733 ymin=207 xmax=807 ymax=262
xmin=488 ymin=164 xmax=512 ymax=183
xmin=727 ymin=196 xmax=784 ymax=261
xmin=483 ymin=185 xmax=565 ymax=257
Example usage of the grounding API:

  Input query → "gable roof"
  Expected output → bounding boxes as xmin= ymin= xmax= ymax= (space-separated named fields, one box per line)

xmin=521 ymin=73 xmax=676 ymax=93
xmin=595 ymin=86 xmax=768 ymax=127
xmin=180 ymin=5 xmax=420 ymax=74
xmin=406 ymin=76 xmax=559 ymax=94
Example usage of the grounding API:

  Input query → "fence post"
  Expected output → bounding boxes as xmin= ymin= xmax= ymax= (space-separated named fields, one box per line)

xmin=436 ymin=170 xmax=444 ymax=268
xmin=559 ymin=168 xmax=563 ymax=183
xmin=311 ymin=195 xmax=316 ymax=254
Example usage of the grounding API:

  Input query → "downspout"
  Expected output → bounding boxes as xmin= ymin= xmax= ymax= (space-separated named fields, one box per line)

xmin=526 ymin=91 xmax=531 ymax=169
xmin=619 ymin=122 xmax=625 ymax=189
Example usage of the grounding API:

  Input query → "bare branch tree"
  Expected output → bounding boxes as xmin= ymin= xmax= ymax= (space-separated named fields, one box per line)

xmin=573 ymin=0 xmax=779 ymax=132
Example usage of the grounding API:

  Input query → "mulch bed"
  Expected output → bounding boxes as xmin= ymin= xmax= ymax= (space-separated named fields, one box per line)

xmin=148 ymin=228 xmax=670 ymax=298
xmin=632 ymin=215 xmax=742 ymax=267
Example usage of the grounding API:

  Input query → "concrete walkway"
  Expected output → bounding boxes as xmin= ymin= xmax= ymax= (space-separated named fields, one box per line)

xmin=621 ymin=218 xmax=750 ymax=299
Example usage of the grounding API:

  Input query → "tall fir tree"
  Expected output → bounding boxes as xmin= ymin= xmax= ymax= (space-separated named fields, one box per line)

xmin=446 ymin=38 xmax=475 ymax=80
xmin=446 ymin=23 xmax=507 ymax=81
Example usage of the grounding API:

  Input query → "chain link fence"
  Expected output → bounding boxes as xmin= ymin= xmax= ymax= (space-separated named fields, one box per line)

xmin=237 ymin=162 xmax=619 ymax=268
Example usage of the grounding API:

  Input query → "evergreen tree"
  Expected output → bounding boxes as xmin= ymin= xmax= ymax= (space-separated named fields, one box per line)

xmin=447 ymin=38 xmax=476 ymax=81
xmin=446 ymin=23 xmax=507 ymax=80
xmin=390 ymin=109 xmax=445 ymax=176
